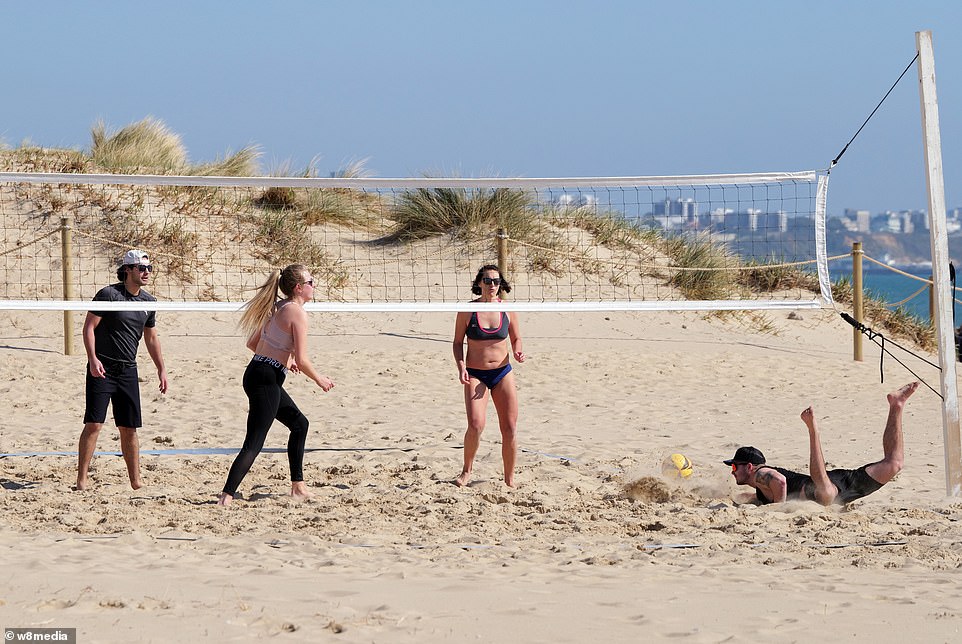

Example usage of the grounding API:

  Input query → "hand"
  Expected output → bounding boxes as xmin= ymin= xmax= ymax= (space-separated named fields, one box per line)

xmin=289 ymin=359 xmax=300 ymax=374
xmin=514 ymin=350 xmax=526 ymax=363
xmin=800 ymin=406 xmax=815 ymax=426
xmin=316 ymin=375 xmax=335 ymax=392
xmin=89 ymin=359 xmax=106 ymax=379
xmin=158 ymin=369 xmax=169 ymax=394
xmin=459 ymin=367 xmax=471 ymax=385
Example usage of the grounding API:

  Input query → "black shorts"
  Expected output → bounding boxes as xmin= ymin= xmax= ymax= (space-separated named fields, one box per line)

xmin=827 ymin=466 xmax=884 ymax=504
xmin=84 ymin=363 xmax=143 ymax=428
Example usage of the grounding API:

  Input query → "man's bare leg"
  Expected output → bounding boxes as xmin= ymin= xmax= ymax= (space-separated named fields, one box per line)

xmin=118 ymin=426 xmax=143 ymax=490
xmin=866 ymin=381 xmax=919 ymax=484
xmin=76 ymin=422 xmax=103 ymax=490
xmin=800 ymin=406 xmax=838 ymax=505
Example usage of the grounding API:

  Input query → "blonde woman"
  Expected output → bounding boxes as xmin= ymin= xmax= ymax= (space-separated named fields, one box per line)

xmin=453 ymin=264 xmax=526 ymax=488
xmin=217 ymin=264 xmax=334 ymax=506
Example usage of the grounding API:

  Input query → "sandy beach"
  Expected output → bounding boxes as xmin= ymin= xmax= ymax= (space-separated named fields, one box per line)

xmin=1 ymin=304 xmax=960 ymax=643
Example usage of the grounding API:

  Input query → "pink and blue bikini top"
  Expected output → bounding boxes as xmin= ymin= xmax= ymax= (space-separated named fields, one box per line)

xmin=466 ymin=311 xmax=509 ymax=341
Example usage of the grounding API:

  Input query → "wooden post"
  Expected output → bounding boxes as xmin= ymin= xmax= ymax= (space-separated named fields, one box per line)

xmin=917 ymin=30 xmax=962 ymax=497
xmin=496 ymin=227 xmax=509 ymax=288
xmin=60 ymin=215 xmax=77 ymax=356
xmin=852 ymin=241 xmax=864 ymax=362
xmin=929 ymin=274 xmax=935 ymax=323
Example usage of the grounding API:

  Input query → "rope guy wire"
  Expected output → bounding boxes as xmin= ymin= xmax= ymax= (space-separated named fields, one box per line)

xmin=840 ymin=311 xmax=942 ymax=399
xmin=829 ymin=51 xmax=920 ymax=170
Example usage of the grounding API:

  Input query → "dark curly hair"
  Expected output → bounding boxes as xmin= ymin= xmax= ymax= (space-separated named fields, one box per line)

xmin=470 ymin=264 xmax=511 ymax=296
xmin=116 ymin=265 xmax=140 ymax=282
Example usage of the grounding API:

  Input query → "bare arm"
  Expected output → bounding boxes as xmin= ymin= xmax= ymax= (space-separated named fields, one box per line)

xmin=143 ymin=326 xmax=168 ymax=394
xmin=82 ymin=312 xmax=106 ymax=378
xmin=508 ymin=312 xmax=525 ymax=362
xmin=453 ymin=311 xmax=470 ymax=384
xmin=246 ymin=328 xmax=260 ymax=353
xmin=290 ymin=306 xmax=334 ymax=392
xmin=754 ymin=467 xmax=788 ymax=503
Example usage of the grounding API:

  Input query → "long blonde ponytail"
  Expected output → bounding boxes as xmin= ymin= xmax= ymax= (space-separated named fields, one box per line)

xmin=238 ymin=264 xmax=308 ymax=337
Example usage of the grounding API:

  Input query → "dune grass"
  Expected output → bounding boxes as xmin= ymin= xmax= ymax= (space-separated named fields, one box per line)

xmin=387 ymin=185 xmax=578 ymax=273
xmin=661 ymin=233 xmax=739 ymax=300
xmin=91 ymin=117 xmax=188 ymax=173
xmin=243 ymin=209 xmax=348 ymax=290
xmin=827 ymin=275 xmax=935 ymax=351
xmin=550 ymin=206 xmax=661 ymax=251
xmin=389 ymin=186 xmax=538 ymax=242
xmin=253 ymin=158 xmax=387 ymax=232
xmin=0 ymin=146 xmax=91 ymax=173
xmin=187 ymin=145 xmax=261 ymax=177
xmin=90 ymin=117 xmax=262 ymax=177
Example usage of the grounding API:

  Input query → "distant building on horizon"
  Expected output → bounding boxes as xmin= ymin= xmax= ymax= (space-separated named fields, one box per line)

xmin=844 ymin=208 xmax=872 ymax=233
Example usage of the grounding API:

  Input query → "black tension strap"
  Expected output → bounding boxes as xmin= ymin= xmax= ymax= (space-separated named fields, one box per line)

xmin=840 ymin=312 xmax=942 ymax=399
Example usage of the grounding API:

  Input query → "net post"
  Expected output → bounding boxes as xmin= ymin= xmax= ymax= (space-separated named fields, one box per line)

xmin=496 ymin=227 xmax=509 ymax=287
xmin=60 ymin=215 xmax=77 ymax=356
xmin=916 ymin=29 xmax=962 ymax=497
xmin=852 ymin=241 xmax=863 ymax=361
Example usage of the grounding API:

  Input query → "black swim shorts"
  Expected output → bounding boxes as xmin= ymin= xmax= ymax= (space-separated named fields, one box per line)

xmin=83 ymin=362 xmax=143 ymax=428
xmin=827 ymin=466 xmax=884 ymax=504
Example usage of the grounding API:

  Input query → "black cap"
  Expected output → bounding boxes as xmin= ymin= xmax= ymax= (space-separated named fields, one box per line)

xmin=723 ymin=446 xmax=766 ymax=466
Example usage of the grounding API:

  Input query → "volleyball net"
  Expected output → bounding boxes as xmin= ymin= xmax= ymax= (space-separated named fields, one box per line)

xmin=0 ymin=170 xmax=833 ymax=312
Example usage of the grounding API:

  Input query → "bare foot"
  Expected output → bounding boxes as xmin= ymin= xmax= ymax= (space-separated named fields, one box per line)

xmin=129 ymin=479 xmax=143 ymax=491
xmin=290 ymin=482 xmax=312 ymax=500
xmin=504 ymin=478 xmax=516 ymax=489
xmin=888 ymin=381 xmax=920 ymax=407
xmin=216 ymin=492 xmax=233 ymax=506
xmin=454 ymin=471 xmax=471 ymax=487
xmin=75 ymin=478 xmax=89 ymax=491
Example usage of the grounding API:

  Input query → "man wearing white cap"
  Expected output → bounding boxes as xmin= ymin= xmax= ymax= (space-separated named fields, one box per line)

xmin=77 ymin=249 xmax=168 ymax=490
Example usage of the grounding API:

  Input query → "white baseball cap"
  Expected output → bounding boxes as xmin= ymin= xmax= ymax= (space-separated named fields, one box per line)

xmin=121 ymin=249 xmax=150 ymax=266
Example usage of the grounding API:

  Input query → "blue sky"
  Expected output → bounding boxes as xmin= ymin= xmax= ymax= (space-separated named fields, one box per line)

xmin=1 ymin=1 xmax=959 ymax=215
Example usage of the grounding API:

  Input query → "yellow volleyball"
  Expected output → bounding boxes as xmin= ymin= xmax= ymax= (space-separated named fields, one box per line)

xmin=661 ymin=453 xmax=694 ymax=479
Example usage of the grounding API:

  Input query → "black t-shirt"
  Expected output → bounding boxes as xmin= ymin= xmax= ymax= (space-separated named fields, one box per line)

xmin=90 ymin=283 xmax=157 ymax=367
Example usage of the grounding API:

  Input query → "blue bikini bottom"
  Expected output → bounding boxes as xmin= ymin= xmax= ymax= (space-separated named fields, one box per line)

xmin=466 ymin=363 xmax=512 ymax=390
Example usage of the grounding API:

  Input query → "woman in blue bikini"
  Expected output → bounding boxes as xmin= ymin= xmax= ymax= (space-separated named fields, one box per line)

xmin=453 ymin=264 xmax=526 ymax=487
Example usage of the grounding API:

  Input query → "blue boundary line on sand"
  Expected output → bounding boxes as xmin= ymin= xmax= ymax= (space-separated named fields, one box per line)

xmin=2 ymin=446 xmax=582 ymax=460
xmin=0 ymin=446 xmax=418 ymax=458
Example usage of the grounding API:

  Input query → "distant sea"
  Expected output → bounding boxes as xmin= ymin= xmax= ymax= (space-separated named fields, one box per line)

xmin=859 ymin=269 xmax=949 ymax=323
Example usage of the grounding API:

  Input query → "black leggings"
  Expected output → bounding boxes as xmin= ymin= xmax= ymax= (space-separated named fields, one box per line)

xmin=222 ymin=359 xmax=310 ymax=496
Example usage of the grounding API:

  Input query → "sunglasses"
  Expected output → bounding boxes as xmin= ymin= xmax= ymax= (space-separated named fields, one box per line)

xmin=481 ymin=277 xmax=502 ymax=286
xmin=130 ymin=264 xmax=153 ymax=273
xmin=301 ymin=279 xmax=314 ymax=286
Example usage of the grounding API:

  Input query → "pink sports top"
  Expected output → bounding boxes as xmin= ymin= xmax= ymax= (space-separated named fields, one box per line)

xmin=260 ymin=301 xmax=295 ymax=353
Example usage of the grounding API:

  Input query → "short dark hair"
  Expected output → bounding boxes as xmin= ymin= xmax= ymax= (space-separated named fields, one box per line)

xmin=470 ymin=264 xmax=511 ymax=296
xmin=116 ymin=265 xmax=135 ymax=282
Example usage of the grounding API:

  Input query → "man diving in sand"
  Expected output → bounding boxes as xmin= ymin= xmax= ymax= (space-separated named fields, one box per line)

xmin=723 ymin=382 xmax=919 ymax=505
